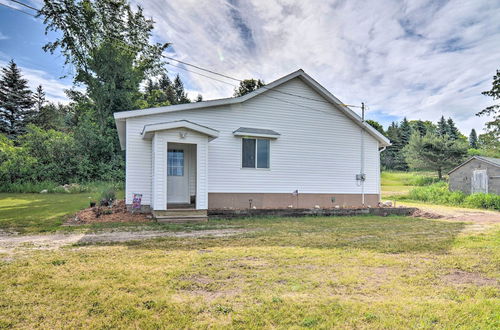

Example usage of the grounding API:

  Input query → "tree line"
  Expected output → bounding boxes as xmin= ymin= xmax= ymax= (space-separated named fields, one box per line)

xmin=370 ymin=99 xmax=499 ymax=178
xmin=0 ymin=0 xmax=199 ymax=186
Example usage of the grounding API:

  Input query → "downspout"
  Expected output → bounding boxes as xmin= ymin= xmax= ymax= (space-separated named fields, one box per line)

xmin=360 ymin=103 xmax=365 ymax=207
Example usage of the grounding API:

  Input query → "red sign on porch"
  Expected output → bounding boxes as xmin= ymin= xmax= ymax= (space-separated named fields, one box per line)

xmin=132 ymin=193 xmax=142 ymax=209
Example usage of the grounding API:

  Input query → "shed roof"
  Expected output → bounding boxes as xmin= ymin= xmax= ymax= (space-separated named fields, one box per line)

xmin=448 ymin=156 xmax=500 ymax=174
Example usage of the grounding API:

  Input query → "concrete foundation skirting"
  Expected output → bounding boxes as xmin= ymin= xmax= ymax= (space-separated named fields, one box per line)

xmin=208 ymin=207 xmax=418 ymax=219
xmin=208 ymin=193 xmax=380 ymax=209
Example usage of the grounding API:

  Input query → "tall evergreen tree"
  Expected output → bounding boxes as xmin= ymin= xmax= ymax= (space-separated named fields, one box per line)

xmin=196 ymin=94 xmax=203 ymax=102
xmin=437 ymin=115 xmax=448 ymax=137
xmin=399 ymin=117 xmax=412 ymax=146
xmin=411 ymin=120 xmax=427 ymax=137
xmin=0 ymin=60 xmax=35 ymax=138
xmin=381 ymin=121 xmax=407 ymax=170
xmin=173 ymin=74 xmax=190 ymax=104
xmin=469 ymin=129 xmax=478 ymax=149
xmin=34 ymin=85 xmax=46 ymax=112
xmin=446 ymin=117 xmax=459 ymax=140
xmin=159 ymin=73 xmax=176 ymax=105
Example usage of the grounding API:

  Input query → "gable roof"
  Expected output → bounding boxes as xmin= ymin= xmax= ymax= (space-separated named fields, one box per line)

xmin=448 ymin=156 xmax=500 ymax=174
xmin=114 ymin=69 xmax=391 ymax=149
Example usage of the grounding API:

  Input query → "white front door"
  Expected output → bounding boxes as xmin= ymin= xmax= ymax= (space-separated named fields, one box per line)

xmin=472 ymin=169 xmax=488 ymax=194
xmin=167 ymin=145 xmax=190 ymax=204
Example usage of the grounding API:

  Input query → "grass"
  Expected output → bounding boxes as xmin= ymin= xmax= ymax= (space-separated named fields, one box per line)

xmin=0 ymin=191 xmax=124 ymax=233
xmin=0 ymin=216 xmax=499 ymax=328
xmin=381 ymin=171 xmax=439 ymax=197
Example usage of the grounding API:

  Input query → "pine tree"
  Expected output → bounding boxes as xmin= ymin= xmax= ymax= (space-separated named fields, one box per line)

xmin=196 ymin=94 xmax=203 ymax=102
xmin=399 ymin=117 xmax=412 ymax=145
xmin=446 ymin=118 xmax=459 ymax=140
xmin=34 ymin=85 xmax=46 ymax=112
xmin=0 ymin=60 xmax=35 ymax=138
xmin=469 ymin=129 xmax=478 ymax=149
xmin=437 ymin=115 xmax=448 ymax=137
xmin=159 ymin=74 xmax=176 ymax=105
xmin=411 ymin=120 xmax=427 ymax=136
xmin=173 ymin=74 xmax=190 ymax=104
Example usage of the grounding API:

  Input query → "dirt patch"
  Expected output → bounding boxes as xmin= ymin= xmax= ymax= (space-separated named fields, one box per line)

xmin=0 ymin=228 xmax=250 ymax=253
xmin=411 ymin=209 xmax=443 ymax=219
xmin=441 ymin=270 xmax=498 ymax=287
xmin=67 ymin=200 xmax=151 ymax=225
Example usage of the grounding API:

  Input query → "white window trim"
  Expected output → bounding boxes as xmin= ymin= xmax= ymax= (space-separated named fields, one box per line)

xmin=241 ymin=137 xmax=271 ymax=170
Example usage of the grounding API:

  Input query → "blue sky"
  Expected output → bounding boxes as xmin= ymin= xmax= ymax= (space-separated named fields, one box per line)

xmin=0 ymin=0 xmax=499 ymax=134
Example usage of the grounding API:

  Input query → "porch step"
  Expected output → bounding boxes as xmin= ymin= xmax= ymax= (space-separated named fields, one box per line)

xmin=155 ymin=215 xmax=208 ymax=223
xmin=153 ymin=209 xmax=208 ymax=222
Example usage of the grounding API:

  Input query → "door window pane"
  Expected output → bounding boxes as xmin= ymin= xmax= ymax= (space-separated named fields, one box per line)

xmin=168 ymin=149 xmax=184 ymax=176
xmin=242 ymin=138 xmax=256 ymax=168
xmin=257 ymin=139 xmax=270 ymax=168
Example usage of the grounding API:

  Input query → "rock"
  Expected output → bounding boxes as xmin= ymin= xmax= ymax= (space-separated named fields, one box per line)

xmin=335 ymin=205 xmax=340 ymax=209
xmin=383 ymin=201 xmax=393 ymax=207
xmin=314 ymin=205 xmax=320 ymax=209
xmin=287 ymin=205 xmax=294 ymax=208
xmin=40 ymin=189 xmax=48 ymax=194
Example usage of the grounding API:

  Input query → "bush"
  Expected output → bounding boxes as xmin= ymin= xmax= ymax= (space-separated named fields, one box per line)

xmin=464 ymin=193 xmax=500 ymax=210
xmin=405 ymin=182 xmax=499 ymax=210
xmin=99 ymin=186 xmax=116 ymax=206
xmin=404 ymin=175 xmax=440 ymax=186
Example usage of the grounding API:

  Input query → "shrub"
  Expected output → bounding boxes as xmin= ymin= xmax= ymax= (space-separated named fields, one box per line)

xmin=99 ymin=186 xmax=116 ymax=206
xmin=464 ymin=193 xmax=500 ymax=210
xmin=405 ymin=182 xmax=499 ymax=210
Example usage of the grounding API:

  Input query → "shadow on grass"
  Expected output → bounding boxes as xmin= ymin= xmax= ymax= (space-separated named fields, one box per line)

xmin=100 ymin=216 xmax=466 ymax=254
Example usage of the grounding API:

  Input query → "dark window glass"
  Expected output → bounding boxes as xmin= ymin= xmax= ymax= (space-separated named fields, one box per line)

xmin=257 ymin=139 xmax=270 ymax=168
xmin=242 ymin=138 xmax=256 ymax=168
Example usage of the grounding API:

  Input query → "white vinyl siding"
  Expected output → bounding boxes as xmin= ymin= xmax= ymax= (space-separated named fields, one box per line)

xmin=124 ymin=77 xmax=381 ymax=205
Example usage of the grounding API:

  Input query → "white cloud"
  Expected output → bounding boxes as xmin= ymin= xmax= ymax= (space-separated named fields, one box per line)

xmin=138 ymin=0 xmax=500 ymax=134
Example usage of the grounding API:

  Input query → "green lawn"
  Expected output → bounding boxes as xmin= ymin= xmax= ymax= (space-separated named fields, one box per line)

xmin=381 ymin=171 xmax=439 ymax=198
xmin=0 ymin=193 xmax=93 ymax=233
xmin=0 ymin=191 xmax=124 ymax=233
xmin=0 ymin=216 xmax=499 ymax=328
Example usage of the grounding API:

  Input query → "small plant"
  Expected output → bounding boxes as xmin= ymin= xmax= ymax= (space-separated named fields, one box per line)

xmin=99 ymin=187 xmax=116 ymax=206
xmin=51 ymin=259 xmax=66 ymax=266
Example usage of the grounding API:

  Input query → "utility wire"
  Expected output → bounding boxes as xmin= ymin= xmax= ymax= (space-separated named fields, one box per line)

xmin=0 ymin=1 xmax=35 ymax=16
xmin=166 ymin=62 xmax=237 ymax=87
xmin=0 ymin=2 xmax=360 ymax=113
xmin=8 ymin=0 xmax=38 ymax=11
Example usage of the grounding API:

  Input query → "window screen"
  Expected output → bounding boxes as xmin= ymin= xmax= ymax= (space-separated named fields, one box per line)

xmin=167 ymin=149 xmax=184 ymax=176
xmin=242 ymin=138 xmax=270 ymax=168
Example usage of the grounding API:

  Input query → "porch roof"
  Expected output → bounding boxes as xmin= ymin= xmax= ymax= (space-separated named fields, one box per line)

xmin=141 ymin=120 xmax=219 ymax=141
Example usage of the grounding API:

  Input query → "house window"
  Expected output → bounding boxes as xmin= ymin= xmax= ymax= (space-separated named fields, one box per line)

xmin=242 ymin=138 xmax=270 ymax=168
xmin=167 ymin=149 xmax=184 ymax=176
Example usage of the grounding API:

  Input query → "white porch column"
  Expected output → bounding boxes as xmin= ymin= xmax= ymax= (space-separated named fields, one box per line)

xmin=196 ymin=140 xmax=209 ymax=210
xmin=152 ymin=134 xmax=167 ymax=210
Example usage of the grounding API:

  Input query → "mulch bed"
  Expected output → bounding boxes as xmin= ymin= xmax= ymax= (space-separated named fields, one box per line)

xmin=67 ymin=200 xmax=152 ymax=225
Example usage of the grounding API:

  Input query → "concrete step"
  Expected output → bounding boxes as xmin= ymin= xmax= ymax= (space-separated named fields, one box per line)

xmin=156 ymin=215 xmax=208 ymax=223
xmin=154 ymin=209 xmax=207 ymax=217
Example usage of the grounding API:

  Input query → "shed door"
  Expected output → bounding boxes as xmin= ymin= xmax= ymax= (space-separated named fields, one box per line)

xmin=472 ymin=169 xmax=488 ymax=194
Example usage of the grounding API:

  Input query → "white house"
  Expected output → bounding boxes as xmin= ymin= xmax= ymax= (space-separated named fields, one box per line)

xmin=114 ymin=69 xmax=390 ymax=217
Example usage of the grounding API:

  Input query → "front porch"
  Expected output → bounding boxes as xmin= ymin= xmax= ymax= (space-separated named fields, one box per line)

xmin=141 ymin=120 xmax=218 ymax=221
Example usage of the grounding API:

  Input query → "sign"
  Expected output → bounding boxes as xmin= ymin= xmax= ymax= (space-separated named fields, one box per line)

xmin=132 ymin=193 xmax=142 ymax=209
